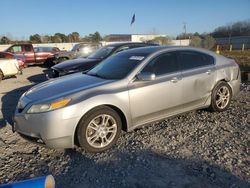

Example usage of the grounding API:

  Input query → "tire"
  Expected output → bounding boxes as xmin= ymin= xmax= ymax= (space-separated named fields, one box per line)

xmin=209 ymin=81 xmax=232 ymax=112
xmin=77 ymin=106 xmax=122 ymax=153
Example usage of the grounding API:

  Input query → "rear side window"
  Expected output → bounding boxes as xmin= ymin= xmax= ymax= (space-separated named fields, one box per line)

xmin=24 ymin=45 xmax=32 ymax=52
xmin=142 ymin=52 xmax=178 ymax=76
xmin=178 ymin=51 xmax=214 ymax=71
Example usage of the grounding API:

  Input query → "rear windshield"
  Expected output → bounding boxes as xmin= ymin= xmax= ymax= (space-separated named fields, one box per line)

xmin=88 ymin=46 xmax=114 ymax=59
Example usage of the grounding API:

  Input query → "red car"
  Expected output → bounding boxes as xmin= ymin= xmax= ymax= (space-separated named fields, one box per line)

xmin=0 ymin=52 xmax=25 ymax=70
xmin=4 ymin=44 xmax=60 ymax=66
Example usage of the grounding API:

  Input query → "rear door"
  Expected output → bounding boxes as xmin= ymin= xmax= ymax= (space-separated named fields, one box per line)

xmin=128 ymin=51 xmax=182 ymax=126
xmin=177 ymin=50 xmax=216 ymax=108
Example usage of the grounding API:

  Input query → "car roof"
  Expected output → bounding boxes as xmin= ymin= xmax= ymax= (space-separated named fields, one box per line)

xmin=105 ymin=42 xmax=158 ymax=48
xmin=116 ymin=45 xmax=217 ymax=57
xmin=114 ymin=46 xmax=168 ymax=56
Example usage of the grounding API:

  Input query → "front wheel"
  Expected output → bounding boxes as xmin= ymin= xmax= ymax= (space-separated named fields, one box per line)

xmin=77 ymin=106 xmax=122 ymax=153
xmin=209 ymin=82 xmax=232 ymax=112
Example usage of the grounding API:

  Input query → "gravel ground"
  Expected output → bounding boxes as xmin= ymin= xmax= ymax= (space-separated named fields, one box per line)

xmin=0 ymin=66 xmax=249 ymax=188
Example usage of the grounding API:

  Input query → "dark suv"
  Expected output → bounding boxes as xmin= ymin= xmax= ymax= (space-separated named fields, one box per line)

xmin=51 ymin=42 xmax=158 ymax=78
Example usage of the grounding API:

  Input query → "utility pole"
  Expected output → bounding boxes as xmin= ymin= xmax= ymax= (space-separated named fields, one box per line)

xmin=183 ymin=22 xmax=187 ymax=38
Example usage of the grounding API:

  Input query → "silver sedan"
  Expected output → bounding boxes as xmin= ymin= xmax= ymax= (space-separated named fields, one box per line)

xmin=13 ymin=46 xmax=241 ymax=153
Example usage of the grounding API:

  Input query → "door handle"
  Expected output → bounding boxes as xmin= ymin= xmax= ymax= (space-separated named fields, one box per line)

xmin=171 ymin=77 xmax=179 ymax=83
xmin=206 ymin=70 xmax=212 ymax=75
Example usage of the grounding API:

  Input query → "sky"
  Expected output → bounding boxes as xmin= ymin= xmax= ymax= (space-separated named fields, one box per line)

xmin=0 ymin=0 xmax=249 ymax=39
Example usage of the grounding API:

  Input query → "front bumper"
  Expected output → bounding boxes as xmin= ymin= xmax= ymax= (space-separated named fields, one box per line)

xmin=13 ymin=106 xmax=80 ymax=148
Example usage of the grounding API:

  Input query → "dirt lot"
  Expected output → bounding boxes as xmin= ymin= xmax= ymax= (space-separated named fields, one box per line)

xmin=0 ymin=66 xmax=249 ymax=188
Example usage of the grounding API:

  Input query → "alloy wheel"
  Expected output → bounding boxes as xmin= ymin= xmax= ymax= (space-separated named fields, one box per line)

xmin=215 ymin=86 xmax=230 ymax=109
xmin=85 ymin=114 xmax=117 ymax=148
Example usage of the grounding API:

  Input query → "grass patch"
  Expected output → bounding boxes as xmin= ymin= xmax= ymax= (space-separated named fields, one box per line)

xmin=220 ymin=50 xmax=250 ymax=67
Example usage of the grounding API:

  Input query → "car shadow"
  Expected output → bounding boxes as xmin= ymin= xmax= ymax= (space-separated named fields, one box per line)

xmin=27 ymin=67 xmax=50 ymax=83
xmin=3 ymin=148 xmax=249 ymax=188
xmin=54 ymin=149 xmax=249 ymax=188
xmin=0 ymin=85 xmax=32 ymax=128
xmin=0 ymin=72 xmax=48 ymax=128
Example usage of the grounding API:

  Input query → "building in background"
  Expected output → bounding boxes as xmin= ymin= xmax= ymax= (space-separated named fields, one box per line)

xmin=104 ymin=34 xmax=190 ymax=46
xmin=215 ymin=36 xmax=250 ymax=50
xmin=105 ymin=34 xmax=166 ymax=42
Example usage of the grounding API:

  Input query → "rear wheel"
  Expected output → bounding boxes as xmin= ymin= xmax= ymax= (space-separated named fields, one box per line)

xmin=209 ymin=82 xmax=232 ymax=112
xmin=77 ymin=106 xmax=122 ymax=153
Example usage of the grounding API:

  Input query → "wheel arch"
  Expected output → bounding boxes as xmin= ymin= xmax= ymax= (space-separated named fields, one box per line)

xmin=73 ymin=104 xmax=129 ymax=146
xmin=214 ymin=79 xmax=233 ymax=94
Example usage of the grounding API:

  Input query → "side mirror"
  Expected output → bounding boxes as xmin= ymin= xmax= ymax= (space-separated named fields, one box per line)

xmin=136 ymin=72 xmax=156 ymax=81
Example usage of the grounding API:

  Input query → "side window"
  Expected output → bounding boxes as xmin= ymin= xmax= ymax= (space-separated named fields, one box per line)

xmin=24 ymin=45 xmax=32 ymax=52
xmin=178 ymin=51 xmax=214 ymax=71
xmin=9 ymin=46 xmax=22 ymax=53
xmin=142 ymin=52 xmax=178 ymax=76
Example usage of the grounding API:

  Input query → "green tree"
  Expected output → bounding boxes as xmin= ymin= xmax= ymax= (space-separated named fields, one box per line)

xmin=54 ymin=33 xmax=68 ymax=43
xmin=202 ymin=35 xmax=215 ymax=49
xmin=88 ymin=32 xmax=102 ymax=43
xmin=51 ymin=35 xmax=62 ymax=43
xmin=190 ymin=36 xmax=202 ymax=47
xmin=30 ymin=34 xmax=41 ymax=43
xmin=0 ymin=36 xmax=11 ymax=44
xmin=41 ymin=35 xmax=51 ymax=43
xmin=71 ymin=32 xmax=80 ymax=42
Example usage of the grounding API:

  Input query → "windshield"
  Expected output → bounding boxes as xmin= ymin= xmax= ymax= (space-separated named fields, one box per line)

xmin=87 ymin=53 xmax=147 ymax=80
xmin=71 ymin=44 xmax=81 ymax=52
xmin=88 ymin=46 xmax=114 ymax=59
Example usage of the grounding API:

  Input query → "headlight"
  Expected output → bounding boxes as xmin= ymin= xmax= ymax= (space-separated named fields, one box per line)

xmin=27 ymin=98 xmax=71 ymax=113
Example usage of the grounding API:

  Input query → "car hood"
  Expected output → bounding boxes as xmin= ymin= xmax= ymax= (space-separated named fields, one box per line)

xmin=53 ymin=58 xmax=101 ymax=71
xmin=25 ymin=73 xmax=112 ymax=102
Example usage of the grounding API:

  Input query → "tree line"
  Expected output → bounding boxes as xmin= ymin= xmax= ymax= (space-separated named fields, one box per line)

xmin=176 ymin=20 xmax=250 ymax=49
xmin=0 ymin=31 xmax=102 ymax=44
xmin=1 ymin=20 xmax=249 ymax=49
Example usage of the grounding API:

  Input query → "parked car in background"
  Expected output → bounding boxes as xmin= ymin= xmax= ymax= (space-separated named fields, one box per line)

xmin=0 ymin=58 xmax=21 ymax=81
xmin=4 ymin=44 xmax=59 ymax=66
xmin=13 ymin=46 xmax=241 ymax=152
xmin=0 ymin=52 xmax=25 ymax=70
xmin=34 ymin=47 xmax=60 ymax=66
xmin=53 ymin=43 xmax=101 ymax=64
xmin=51 ymin=42 xmax=158 ymax=78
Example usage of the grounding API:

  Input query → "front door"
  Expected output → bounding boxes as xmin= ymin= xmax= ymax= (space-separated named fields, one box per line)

xmin=128 ymin=52 xmax=182 ymax=127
